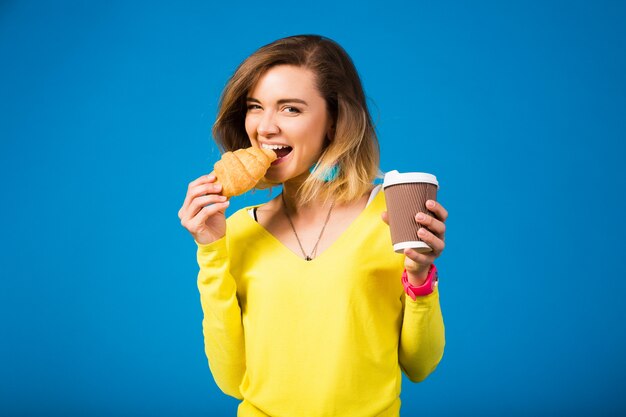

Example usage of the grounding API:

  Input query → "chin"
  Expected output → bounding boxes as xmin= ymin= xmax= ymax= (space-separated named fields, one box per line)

xmin=265 ymin=170 xmax=303 ymax=185
xmin=262 ymin=176 xmax=282 ymax=186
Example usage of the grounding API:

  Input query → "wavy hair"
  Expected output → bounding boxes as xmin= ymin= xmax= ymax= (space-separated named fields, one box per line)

xmin=212 ymin=34 xmax=380 ymax=205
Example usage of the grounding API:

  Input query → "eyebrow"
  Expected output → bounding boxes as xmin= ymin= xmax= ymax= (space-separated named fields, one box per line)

xmin=246 ymin=97 xmax=308 ymax=106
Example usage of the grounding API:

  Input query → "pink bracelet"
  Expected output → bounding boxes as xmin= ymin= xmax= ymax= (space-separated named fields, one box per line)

xmin=402 ymin=264 xmax=438 ymax=300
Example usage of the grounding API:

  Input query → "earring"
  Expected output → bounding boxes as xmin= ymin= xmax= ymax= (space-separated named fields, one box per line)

xmin=310 ymin=163 xmax=340 ymax=182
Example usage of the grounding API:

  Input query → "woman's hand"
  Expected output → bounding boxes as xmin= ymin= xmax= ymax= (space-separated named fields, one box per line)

xmin=178 ymin=173 xmax=230 ymax=245
xmin=381 ymin=199 xmax=448 ymax=286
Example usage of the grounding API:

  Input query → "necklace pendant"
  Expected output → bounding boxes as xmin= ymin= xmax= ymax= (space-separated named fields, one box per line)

xmin=281 ymin=193 xmax=334 ymax=265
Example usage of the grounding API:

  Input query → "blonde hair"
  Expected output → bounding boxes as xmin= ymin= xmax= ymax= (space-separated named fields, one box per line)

xmin=212 ymin=34 xmax=380 ymax=205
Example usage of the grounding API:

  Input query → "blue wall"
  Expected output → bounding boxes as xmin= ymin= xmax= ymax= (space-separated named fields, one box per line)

xmin=1 ymin=1 xmax=625 ymax=415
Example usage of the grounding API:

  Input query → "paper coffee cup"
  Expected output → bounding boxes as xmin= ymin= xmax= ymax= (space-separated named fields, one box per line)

xmin=383 ymin=170 xmax=439 ymax=253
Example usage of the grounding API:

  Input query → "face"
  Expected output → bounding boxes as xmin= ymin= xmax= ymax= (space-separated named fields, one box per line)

xmin=245 ymin=65 xmax=333 ymax=184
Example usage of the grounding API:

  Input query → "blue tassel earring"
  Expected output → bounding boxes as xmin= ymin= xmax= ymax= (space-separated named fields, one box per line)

xmin=310 ymin=163 xmax=340 ymax=182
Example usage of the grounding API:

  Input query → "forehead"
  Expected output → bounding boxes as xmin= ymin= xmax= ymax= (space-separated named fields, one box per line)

xmin=248 ymin=65 xmax=321 ymax=100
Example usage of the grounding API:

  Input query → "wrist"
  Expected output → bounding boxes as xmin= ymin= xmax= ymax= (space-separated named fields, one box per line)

xmin=402 ymin=264 xmax=438 ymax=299
xmin=406 ymin=266 xmax=430 ymax=286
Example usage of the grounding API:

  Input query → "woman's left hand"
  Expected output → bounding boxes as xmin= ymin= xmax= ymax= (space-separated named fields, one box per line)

xmin=381 ymin=199 xmax=448 ymax=285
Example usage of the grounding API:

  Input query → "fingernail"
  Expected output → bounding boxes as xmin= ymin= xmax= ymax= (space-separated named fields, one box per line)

xmin=427 ymin=200 xmax=435 ymax=208
xmin=416 ymin=213 xmax=425 ymax=221
xmin=418 ymin=228 xmax=426 ymax=236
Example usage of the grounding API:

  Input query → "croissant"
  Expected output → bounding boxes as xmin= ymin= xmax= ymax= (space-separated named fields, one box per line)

xmin=212 ymin=147 xmax=277 ymax=197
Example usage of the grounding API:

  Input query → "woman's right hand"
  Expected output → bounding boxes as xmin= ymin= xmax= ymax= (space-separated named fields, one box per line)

xmin=178 ymin=173 xmax=230 ymax=245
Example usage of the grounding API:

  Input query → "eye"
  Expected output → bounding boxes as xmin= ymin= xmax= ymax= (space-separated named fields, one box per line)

xmin=246 ymin=104 xmax=262 ymax=111
xmin=283 ymin=106 xmax=301 ymax=114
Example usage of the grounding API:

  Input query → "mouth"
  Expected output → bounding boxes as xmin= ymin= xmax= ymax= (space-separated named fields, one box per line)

xmin=261 ymin=143 xmax=293 ymax=165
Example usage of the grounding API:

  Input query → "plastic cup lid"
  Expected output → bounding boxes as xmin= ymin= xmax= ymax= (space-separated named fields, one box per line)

xmin=383 ymin=170 xmax=439 ymax=188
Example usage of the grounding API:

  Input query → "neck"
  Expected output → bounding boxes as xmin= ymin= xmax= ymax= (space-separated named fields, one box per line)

xmin=281 ymin=173 xmax=331 ymax=215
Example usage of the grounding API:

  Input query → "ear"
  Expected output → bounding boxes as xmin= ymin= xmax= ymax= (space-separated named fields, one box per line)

xmin=326 ymin=122 xmax=336 ymax=142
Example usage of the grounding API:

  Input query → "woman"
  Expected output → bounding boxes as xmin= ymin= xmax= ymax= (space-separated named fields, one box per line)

xmin=178 ymin=34 xmax=448 ymax=417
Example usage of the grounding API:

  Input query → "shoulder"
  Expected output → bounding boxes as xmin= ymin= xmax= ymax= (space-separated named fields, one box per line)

xmin=225 ymin=197 xmax=277 ymax=235
xmin=226 ymin=206 xmax=250 ymax=222
xmin=365 ymin=184 xmax=386 ymax=210
xmin=224 ymin=206 xmax=255 ymax=236
xmin=249 ymin=195 xmax=282 ymax=227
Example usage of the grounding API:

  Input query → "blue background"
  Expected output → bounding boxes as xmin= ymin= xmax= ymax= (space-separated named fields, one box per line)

xmin=1 ymin=1 xmax=625 ymax=416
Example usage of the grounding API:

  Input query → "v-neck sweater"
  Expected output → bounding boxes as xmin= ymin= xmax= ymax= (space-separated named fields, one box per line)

xmin=195 ymin=190 xmax=445 ymax=417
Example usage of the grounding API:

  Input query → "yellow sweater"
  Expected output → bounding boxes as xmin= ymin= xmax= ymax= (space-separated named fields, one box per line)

xmin=196 ymin=190 xmax=445 ymax=416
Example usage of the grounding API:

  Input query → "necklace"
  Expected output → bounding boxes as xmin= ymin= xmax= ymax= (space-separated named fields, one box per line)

xmin=281 ymin=193 xmax=335 ymax=261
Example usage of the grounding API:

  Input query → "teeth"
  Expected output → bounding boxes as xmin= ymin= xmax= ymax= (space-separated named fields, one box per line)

xmin=261 ymin=143 xmax=290 ymax=150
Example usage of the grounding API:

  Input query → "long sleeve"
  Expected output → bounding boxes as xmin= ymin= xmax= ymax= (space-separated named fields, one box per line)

xmin=196 ymin=236 xmax=246 ymax=399
xmin=192 ymin=195 xmax=447 ymax=416
xmin=398 ymin=287 xmax=445 ymax=382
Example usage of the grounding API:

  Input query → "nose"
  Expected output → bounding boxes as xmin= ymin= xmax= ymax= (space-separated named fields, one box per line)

xmin=257 ymin=111 xmax=279 ymax=137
